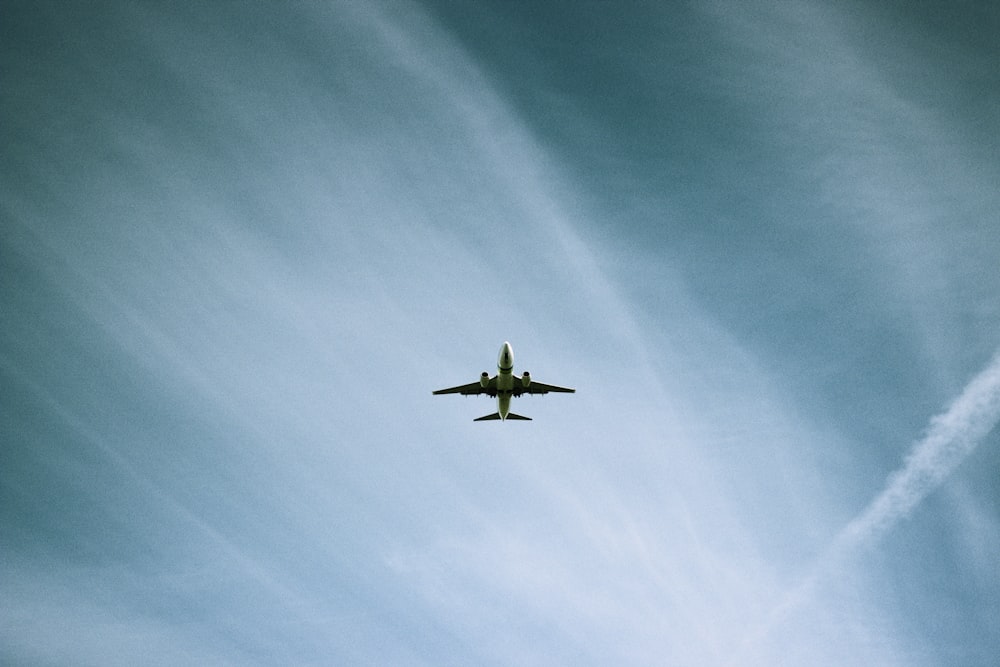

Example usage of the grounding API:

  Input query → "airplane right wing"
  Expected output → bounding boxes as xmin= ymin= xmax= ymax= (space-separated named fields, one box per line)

xmin=433 ymin=376 xmax=497 ymax=397
xmin=513 ymin=377 xmax=575 ymax=396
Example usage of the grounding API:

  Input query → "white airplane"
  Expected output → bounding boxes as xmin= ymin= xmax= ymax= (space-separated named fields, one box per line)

xmin=433 ymin=341 xmax=575 ymax=421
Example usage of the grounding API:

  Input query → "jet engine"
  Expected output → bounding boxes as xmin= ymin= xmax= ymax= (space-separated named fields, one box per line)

xmin=480 ymin=372 xmax=490 ymax=387
xmin=521 ymin=371 xmax=531 ymax=388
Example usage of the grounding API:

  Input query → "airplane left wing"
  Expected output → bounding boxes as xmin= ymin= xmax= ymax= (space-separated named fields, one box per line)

xmin=433 ymin=377 xmax=496 ymax=397
xmin=512 ymin=377 xmax=575 ymax=396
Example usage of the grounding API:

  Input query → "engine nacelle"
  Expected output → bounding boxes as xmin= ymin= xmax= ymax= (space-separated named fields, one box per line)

xmin=480 ymin=371 xmax=490 ymax=388
xmin=521 ymin=371 xmax=531 ymax=388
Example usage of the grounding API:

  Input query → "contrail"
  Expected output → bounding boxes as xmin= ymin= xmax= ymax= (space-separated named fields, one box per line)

xmin=728 ymin=350 xmax=1000 ymax=664
xmin=834 ymin=350 xmax=1000 ymax=552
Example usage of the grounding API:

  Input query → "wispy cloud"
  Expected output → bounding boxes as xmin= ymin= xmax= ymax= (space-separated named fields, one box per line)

xmin=4 ymin=1 xmax=997 ymax=664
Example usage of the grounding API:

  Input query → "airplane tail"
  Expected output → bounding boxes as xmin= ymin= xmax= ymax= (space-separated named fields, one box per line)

xmin=473 ymin=412 xmax=532 ymax=421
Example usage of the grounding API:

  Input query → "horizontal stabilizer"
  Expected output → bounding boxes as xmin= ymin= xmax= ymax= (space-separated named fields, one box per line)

xmin=473 ymin=412 xmax=533 ymax=421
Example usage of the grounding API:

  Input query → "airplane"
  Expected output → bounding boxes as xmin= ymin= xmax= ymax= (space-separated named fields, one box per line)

xmin=433 ymin=341 xmax=575 ymax=421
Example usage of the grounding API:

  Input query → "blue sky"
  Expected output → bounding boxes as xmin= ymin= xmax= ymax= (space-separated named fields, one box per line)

xmin=3 ymin=1 xmax=999 ymax=664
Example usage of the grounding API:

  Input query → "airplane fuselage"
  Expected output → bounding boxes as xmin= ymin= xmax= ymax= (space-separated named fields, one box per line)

xmin=496 ymin=341 xmax=515 ymax=419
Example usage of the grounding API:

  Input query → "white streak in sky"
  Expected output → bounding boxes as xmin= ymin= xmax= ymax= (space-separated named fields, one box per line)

xmin=729 ymin=350 xmax=1000 ymax=664
xmin=835 ymin=352 xmax=1000 ymax=551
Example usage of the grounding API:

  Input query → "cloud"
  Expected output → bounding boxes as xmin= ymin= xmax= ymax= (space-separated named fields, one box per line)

xmin=4 ymin=1 xmax=998 ymax=664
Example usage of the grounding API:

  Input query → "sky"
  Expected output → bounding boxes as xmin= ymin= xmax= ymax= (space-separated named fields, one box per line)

xmin=2 ymin=1 xmax=999 ymax=665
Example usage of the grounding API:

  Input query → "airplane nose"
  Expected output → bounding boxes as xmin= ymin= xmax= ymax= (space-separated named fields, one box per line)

xmin=499 ymin=341 xmax=513 ymax=370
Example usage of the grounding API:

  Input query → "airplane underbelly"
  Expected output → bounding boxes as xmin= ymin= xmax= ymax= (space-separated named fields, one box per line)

xmin=496 ymin=369 xmax=514 ymax=419
xmin=498 ymin=393 xmax=511 ymax=419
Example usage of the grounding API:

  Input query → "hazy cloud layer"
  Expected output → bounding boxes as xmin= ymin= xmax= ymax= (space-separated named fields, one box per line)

xmin=3 ymin=1 xmax=998 ymax=665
